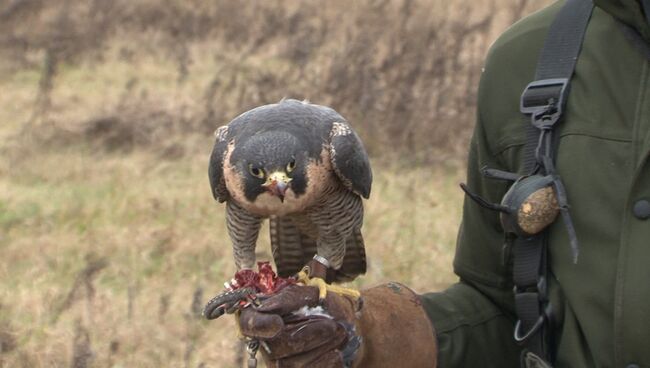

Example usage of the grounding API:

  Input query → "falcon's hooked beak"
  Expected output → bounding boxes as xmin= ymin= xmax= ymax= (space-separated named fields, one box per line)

xmin=263 ymin=171 xmax=292 ymax=202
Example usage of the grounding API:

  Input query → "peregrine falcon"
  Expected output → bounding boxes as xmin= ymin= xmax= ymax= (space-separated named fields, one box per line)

xmin=209 ymin=99 xmax=372 ymax=296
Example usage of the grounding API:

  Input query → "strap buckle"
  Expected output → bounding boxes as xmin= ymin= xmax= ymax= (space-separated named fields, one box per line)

xmin=514 ymin=300 xmax=555 ymax=344
xmin=520 ymin=78 xmax=569 ymax=129
xmin=514 ymin=315 xmax=545 ymax=343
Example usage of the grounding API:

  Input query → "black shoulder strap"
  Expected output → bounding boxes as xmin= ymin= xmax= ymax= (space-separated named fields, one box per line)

xmin=514 ymin=0 xmax=593 ymax=366
xmin=520 ymin=0 xmax=594 ymax=174
xmin=643 ymin=0 xmax=650 ymax=26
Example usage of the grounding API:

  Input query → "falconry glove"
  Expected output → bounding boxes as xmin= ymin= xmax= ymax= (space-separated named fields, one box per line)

xmin=237 ymin=283 xmax=438 ymax=368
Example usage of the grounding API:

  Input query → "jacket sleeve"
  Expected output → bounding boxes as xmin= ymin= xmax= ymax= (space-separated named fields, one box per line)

xmin=419 ymin=82 xmax=524 ymax=367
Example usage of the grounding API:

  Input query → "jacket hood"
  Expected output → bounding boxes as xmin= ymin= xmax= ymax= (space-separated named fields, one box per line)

xmin=594 ymin=0 xmax=650 ymax=41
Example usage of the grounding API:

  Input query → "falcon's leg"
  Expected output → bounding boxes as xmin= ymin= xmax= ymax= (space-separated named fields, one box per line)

xmin=302 ymin=190 xmax=363 ymax=300
xmin=296 ymin=233 xmax=361 ymax=301
xmin=226 ymin=201 xmax=262 ymax=270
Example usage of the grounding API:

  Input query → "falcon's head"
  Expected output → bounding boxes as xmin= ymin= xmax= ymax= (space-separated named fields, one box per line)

xmin=210 ymin=99 xmax=371 ymax=216
xmin=231 ymin=131 xmax=308 ymax=204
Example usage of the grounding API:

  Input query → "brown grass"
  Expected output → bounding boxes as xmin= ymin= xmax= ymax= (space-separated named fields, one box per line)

xmin=0 ymin=0 xmax=550 ymax=366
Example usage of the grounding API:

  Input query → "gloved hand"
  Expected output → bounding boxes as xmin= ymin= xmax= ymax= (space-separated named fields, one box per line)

xmin=237 ymin=282 xmax=438 ymax=367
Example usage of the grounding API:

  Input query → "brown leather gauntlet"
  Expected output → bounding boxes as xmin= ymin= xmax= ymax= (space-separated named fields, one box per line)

xmin=237 ymin=282 xmax=437 ymax=367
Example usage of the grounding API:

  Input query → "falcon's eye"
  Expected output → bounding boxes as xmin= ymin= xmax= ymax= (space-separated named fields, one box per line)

xmin=248 ymin=165 xmax=265 ymax=179
xmin=286 ymin=159 xmax=296 ymax=173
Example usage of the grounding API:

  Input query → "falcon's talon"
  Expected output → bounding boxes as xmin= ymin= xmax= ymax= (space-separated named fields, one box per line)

xmin=296 ymin=270 xmax=361 ymax=301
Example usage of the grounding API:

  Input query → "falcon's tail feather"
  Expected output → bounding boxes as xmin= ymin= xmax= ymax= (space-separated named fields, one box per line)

xmin=270 ymin=216 xmax=366 ymax=283
xmin=270 ymin=215 xmax=317 ymax=279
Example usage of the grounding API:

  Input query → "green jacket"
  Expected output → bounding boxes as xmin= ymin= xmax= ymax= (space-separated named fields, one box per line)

xmin=421 ymin=1 xmax=650 ymax=367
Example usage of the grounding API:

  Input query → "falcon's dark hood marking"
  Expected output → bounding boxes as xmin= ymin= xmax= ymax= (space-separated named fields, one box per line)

xmin=231 ymin=130 xmax=309 ymax=202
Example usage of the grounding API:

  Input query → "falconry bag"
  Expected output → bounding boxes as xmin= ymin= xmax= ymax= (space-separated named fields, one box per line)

xmin=461 ymin=0 xmax=594 ymax=366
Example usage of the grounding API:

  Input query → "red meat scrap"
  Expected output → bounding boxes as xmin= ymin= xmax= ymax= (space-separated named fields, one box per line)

xmin=230 ymin=262 xmax=295 ymax=294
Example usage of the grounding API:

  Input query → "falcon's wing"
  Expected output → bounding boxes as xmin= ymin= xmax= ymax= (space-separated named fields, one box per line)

xmin=208 ymin=126 xmax=230 ymax=202
xmin=328 ymin=122 xmax=372 ymax=199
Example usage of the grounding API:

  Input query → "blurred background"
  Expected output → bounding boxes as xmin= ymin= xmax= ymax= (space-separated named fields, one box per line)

xmin=0 ymin=0 xmax=550 ymax=367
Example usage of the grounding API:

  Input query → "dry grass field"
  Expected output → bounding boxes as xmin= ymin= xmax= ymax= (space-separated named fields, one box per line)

xmin=0 ymin=1 xmax=549 ymax=367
